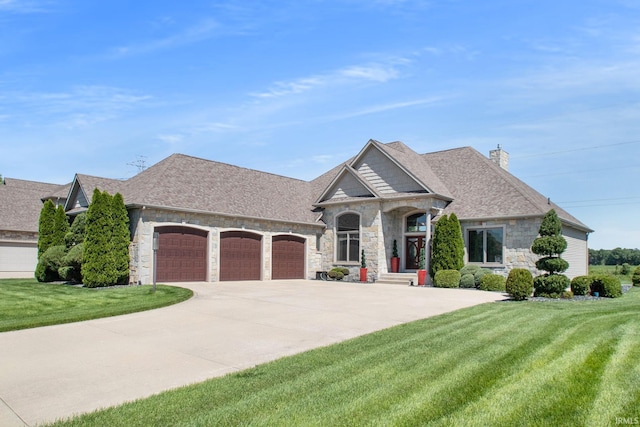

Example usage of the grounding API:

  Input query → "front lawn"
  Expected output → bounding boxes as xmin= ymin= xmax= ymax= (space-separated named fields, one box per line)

xmin=0 ymin=279 xmax=193 ymax=332
xmin=48 ymin=288 xmax=640 ymax=426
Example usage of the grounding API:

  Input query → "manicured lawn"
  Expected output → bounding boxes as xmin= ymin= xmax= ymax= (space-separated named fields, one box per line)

xmin=0 ymin=279 xmax=193 ymax=332
xmin=48 ymin=288 xmax=640 ymax=426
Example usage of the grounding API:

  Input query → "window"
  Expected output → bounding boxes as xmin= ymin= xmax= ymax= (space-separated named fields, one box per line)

xmin=337 ymin=213 xmax=360 ymax=262
xmin=467 ymin=227 xmax=504 ymax=264
xmin=406 ymin=212 xmax=427 ymax=232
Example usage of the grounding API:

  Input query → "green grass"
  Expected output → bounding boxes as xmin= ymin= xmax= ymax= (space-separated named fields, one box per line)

xmin=589 ymin=264 xmax=637 ymax=284
xmin=48 ymin=288 xmax=640 ymax=427
xmin=0 ymin=279 xmax=193 ymax=332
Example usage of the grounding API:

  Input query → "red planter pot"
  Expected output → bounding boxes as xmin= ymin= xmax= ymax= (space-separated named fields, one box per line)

xmin=390 ymin=257 xmax=400 ymax=273
xmin=417 ymin=270 xmax=427 ymax=286
xmin=360 ymin=268 xmax=368 ymax=282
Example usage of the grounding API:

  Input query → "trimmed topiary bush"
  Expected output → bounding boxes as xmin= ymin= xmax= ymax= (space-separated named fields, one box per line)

xmin=505 ymin=268 xmax=533 ymax=301
xmin=590 ymin=274 xmax=622 ymax=298
xmin=328 ymin=268 xmax=346 ymax=280
xmin=479 ymin=274 xmax=506 ymax=292
xmin=633 ymin=266 xmax=640 ymax=287
xmin=459 ymin=273 xmax=476 ymax=288
xmin=459 ymin=265 xmax=491 ymax=288
xmin=35 ymin=245 xmax=67 ymax=282
xmin=533 ymin=274 xmax=570 ymax=298
xmin=460 ymin=264 xmax=481 ymax=276
xmin=434 ymin=270 xmax=461 ymax=288
xmin=59 ymin=243 xmax=83 ymax=283
xmin=570 ymin=275 xmax=591 ymax=296
xmin=474 ymin=268 xmax=492 ymax=287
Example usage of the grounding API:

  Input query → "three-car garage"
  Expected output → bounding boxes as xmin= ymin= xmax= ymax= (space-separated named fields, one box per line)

xmin=154 ymin=226 xmax=306 ymax=282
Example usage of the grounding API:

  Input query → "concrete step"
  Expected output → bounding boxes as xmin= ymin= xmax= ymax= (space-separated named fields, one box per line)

xmin=377 ymin=273 xmax=417 ymax=286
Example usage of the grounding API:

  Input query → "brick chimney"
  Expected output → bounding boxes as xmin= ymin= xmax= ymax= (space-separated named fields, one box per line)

xmin=490 ymin=144 xmax=509 ymax=171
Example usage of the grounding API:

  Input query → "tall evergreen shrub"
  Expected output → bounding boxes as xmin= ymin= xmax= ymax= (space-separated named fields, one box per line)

xmin=111 ymin=193 xmax=131 ymax=285
xmin=37 ymin=200 xmax=56 ymax=258
xmin=430 ymin=213 xmax=465 ymax=278
xmin=52 ymin=205 xmax=70 ymax=247
xmin=65 ymin=213 xmax=86 ymax=248
xmin=532 ymin=209 xmax=570 ymax=298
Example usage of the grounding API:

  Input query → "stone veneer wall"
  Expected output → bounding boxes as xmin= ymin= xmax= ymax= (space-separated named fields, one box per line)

xmin=461 ymin=217 xmax=543 ymax=277
xmin=128 ymin=208 xmax=324 ymax=284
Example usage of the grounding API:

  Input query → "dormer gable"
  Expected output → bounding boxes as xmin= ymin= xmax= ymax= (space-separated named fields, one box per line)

xmin=316 ymin=165 xmax=378 ymax=203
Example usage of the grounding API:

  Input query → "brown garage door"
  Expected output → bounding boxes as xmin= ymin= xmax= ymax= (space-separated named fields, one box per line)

xmin=272 ymin=235 xmax=305 ymax=279
xmin=220 ymin=231 xmax=262 ymax=281
xmin=156 ymin=226 xmax=208 ymax=282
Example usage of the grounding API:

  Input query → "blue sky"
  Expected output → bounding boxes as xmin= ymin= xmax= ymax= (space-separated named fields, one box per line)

xmin=1 ymin=0 xmax=639 ymax=250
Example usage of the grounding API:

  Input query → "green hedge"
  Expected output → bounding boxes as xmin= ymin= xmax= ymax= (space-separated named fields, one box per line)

xmin=632 ymin=266 xmax=640 ymax=287
xmin=570 ymin=276 xmax=591 ymax=296
xmin=459 ymin=273 xmax=476 ymax=289
xmin=534 ymin=274 xmax=570 ymax=298
xmin=479 ymin=274 xmax=506 ymax=292
xmin=433 ymin=270 xmax=461 ymax=288
xmin=590 ymin=274 xmax=622 ymax=298
xmin=505 ymin=268 xmax=533 ymax=301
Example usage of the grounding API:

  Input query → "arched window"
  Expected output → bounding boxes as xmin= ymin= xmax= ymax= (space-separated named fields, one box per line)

xmin=336 ymin=213 xmax=360 ymax=262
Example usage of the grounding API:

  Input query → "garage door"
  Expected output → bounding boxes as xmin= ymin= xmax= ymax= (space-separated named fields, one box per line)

xmin=272 ymin=235 xmax=305 ymax=279
xmin=156 ymin=226 xmax=208 ymax=282
xmin=0 ymin=241 xmax=38 ymax=279
xmin=220 ymin=231 xmax=262 ymax=281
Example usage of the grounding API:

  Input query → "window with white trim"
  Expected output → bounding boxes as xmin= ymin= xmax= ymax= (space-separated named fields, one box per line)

xmin=337 ymin=213 xmax=360 ymax=262
xmin=467 ymin=227 xmax=504 ymax=264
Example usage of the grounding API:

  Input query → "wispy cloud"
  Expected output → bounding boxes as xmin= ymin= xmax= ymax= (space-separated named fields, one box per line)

xmin=326 ymin=97 xmax=444 ymax=121
xmin=250 ymin=62 xmax=402 ymax=99
xmin=106 ymin=19 xmax=219 ymax=58
xmin=0 ymin=85 xmax=151 ymax=128
xmin=0 ymin=0 xmax=48 ymax=13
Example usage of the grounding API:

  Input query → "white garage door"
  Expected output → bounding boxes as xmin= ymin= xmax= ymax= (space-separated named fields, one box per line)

xmin=0 ymin=241 xmax=38 ymax=279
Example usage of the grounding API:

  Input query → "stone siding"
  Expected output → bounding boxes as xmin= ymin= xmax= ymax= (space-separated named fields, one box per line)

xmin=461 ymin=218 xmax=543 ymax=277
xmin=129 ymin=207 xmax=323 ymax=284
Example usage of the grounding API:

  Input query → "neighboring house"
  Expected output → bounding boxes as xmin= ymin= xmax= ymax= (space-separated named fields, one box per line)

xmin=0 ymin=178 xmax=69 ymax=278
xmin=59 ymin=140 xmax=592 ymax=285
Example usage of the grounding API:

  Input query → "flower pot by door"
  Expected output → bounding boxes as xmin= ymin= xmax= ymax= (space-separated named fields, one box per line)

xmin=417 ymin=269 xmax=427 ymax=286
xmin=390 ymin=257 xmax=400 ymax=273
xmin=360 ymin=268 xmax=368 ymax=282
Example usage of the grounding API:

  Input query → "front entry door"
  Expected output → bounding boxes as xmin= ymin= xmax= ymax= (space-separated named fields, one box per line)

xmin=405 ymin=236 xmax=425 ymax=270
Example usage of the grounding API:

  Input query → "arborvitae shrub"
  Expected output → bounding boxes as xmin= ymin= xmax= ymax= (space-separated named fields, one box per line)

xmin=479 ymin=274 xmax=506 ymax=292
xmin=459 ymin=273 xmax=476 ymax=288
xmin=52 ymin=205 xmax=70 ymax=247
xmin=505 ymin=268 xmax=534 ymax=301
xmin=434 ymin=270 xmax=461 ymax=288
xmin=37 ymin=200 xmax=56 ymax=258
xmin=590 ymin=274 xmax=622 ymax=298
xmin=83 ymin=190 xmax=116 ymax=287
xmin=430 ymin=214 xmax=464 ymax=278
xmin=111 ymin=193 xmax=130 ymax=285
xmin=570 ymin=276 xmax=591 ymax=296
xmin=533 ymin=274 xmax=570 ymax=298
xmin=633 ymin=266 xmax=640 ymax=286
xmin=35 ymin=245 xmax=66 ymax=282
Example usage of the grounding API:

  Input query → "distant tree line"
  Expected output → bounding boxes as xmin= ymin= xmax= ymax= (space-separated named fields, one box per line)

xmin=589 ymin=248 xmax=640 ymax=266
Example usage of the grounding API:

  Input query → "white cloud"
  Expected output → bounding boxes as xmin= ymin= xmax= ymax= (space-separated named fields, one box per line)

xmin=0 ymin=0 xmax=48 ymax=13
xmin=0 ymin=85 xmax=152 ymax=128
xmin=107 ymin=19 xmax=219 ymax=58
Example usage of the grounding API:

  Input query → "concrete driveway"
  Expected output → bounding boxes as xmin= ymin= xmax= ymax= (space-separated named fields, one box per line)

xmin=0 ymin=280 xmax=503 ymax=426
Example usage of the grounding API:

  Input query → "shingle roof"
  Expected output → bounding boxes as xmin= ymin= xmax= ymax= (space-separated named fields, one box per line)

xmin=103 ymin=154 xmax=322 ymax=225
xmin=423 ymin=147 xmax=591 ymax=231
xmin=0 ymin=178 xmax=66 ymax=234
xmin=375 ymin=141 xmax=452 ymax=198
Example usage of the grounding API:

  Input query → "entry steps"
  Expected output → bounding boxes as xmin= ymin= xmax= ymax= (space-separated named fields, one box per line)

xmin=376 ymin=272 xmax=418 ymax=286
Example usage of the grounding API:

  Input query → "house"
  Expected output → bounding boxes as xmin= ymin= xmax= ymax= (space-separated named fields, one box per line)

xmin=0 ymin=178 xmax=69 ymax=278
xmin=58 ymin=140 xmax=591 ymax=284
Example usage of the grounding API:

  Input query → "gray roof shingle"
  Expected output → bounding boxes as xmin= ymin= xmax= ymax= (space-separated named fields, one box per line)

xmin=0 ymin=178 xmax=67 ymax=233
